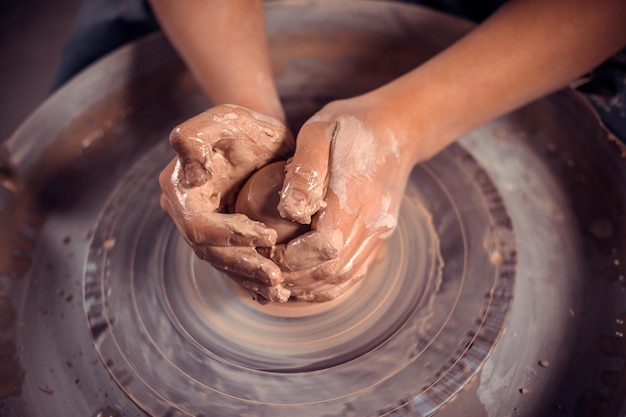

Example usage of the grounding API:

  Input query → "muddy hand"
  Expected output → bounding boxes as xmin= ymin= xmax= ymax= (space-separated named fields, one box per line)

xmin=159 ymin=104 xmax=295 ymax=302
xmin=271 ymin=98 xmax=416 ymax=302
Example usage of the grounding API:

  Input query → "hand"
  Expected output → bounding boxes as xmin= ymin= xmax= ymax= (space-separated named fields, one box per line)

xmin=159 ymin=104 xmax=295 ymax=302
xmin=270 ymin=97 xmax=421 ymax=302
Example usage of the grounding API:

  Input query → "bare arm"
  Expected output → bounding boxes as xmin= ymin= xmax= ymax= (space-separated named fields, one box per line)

xmin=152 ymin=1 xmax=295 ymax=302
xmin=373 ymin=0 xmax=626 ymax=161
xmin=148 ymin=0 xmax=285 ymax=122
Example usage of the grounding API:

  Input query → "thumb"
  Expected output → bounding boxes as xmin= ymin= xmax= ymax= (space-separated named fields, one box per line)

xmin=169 ymin=119 xmax=211 ymax=187
xmin=278 ymin=120 xmax=335 ymax=224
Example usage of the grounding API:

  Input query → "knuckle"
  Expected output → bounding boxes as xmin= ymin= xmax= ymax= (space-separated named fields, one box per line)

xmin=313 ymin=229 xmax=343 ymax=258
xmin=291 ymin=164 xmax=319 ymax=185
xmin=169 ymin=126 xmax=185 ymax=148
xmin=182 ymin=219 xmax=203 ymax=244
xmin=318 ymin=260 xmax=342 ymax=278
xmin=158 ymin=166 xmax=173 ymax=190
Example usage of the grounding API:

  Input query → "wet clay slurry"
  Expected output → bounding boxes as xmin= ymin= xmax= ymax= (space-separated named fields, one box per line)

xmin=235 ymin=160 xmax=309 ymax=244
xmin=0 ymin=2 xmax=624 ymax=417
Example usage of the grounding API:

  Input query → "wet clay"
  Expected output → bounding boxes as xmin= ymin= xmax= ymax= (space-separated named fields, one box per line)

xmin=5 ymin=1 xmax=626 ymax=415
xmin=80 ymin=135 xmax=522 ymax=417
xmin=158 ymin=104 xmax=296 ymax=302
xmin=235 ymin=161 xmax=310 ymax=244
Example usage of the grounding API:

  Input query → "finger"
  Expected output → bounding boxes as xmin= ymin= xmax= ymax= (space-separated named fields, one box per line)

xmin=271 ymin=188 xmax=346 ymax=271
xmin=161 ymin=190 xmax=278 ymax=249
xmin=270 ymin=228 xmax=343 ymax=271
xmin=272 ymin=179 xmax=389 ymax=287
xmin=282 ymin=231 xmax=383 ymax=301
xmin=239 ymin=106 xmax=296 ymax=160
xmin=159 ymin=158 xmax=193 ymax=210
xmin=278 ymin=120 xmax=335 ymax=224
xmin=160 ymin=159 xmax=278 ymax=248
xmin=184 ymin=212 xmax=278 ymax=248
xmin=169 ymin=112 xmax=213 ymax=187
xmin=287 ymin=267 xmax=368 ymax=302
xmin=196 ymin=245 xmax=284 ymax=287
xmin=231 ymin=277 xmax=291 ymax=303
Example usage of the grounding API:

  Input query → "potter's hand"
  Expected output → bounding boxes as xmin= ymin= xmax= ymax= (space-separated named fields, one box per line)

xmin=271 ymin=98 xmax=420 ymax=302
xmin=159 ymin=104 xmax=295 ymax=302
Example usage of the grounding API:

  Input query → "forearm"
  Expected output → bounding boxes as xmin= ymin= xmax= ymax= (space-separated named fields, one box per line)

xmin=373 ymin=0 xmax=626 ymax=162
xmin=149 ymin=0 xmax=285 ymax=122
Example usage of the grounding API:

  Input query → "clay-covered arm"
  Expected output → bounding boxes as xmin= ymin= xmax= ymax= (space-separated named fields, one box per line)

xmin=148 ymin=0 xmax=285 ymax=123
xmin=373 ymin=0 xmax=626 ymax=162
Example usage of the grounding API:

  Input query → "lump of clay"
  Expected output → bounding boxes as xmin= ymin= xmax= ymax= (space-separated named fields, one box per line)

xmin=236 ymin=161 xmax=310 ymax=243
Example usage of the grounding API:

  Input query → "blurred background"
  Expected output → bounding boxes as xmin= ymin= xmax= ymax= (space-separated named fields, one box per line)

xmin=0 ymin=0 xmax=80 ymax=142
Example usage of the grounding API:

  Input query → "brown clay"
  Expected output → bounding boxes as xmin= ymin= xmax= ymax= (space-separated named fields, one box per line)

xmin=236 ymin=161 xmax=310 ymax=244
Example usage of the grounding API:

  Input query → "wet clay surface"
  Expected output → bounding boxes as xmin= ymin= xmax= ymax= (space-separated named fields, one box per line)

xmin=0 ymin=2 xmax=624 ymax=417
xmin=235 ymin=160 xmax=310 ymax=244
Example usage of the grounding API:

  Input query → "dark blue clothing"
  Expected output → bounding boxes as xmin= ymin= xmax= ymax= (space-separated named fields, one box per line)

xmin=577 ymin=50 xmax=626 ymax=144
xmin=52 ymin=0 xmax=158 ymax=89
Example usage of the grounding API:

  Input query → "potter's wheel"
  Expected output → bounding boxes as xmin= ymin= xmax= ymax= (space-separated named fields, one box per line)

xmin=1 ymin=2 xmax=625 ymax=417
xmin=83 ymin=134 xmax=514 ymax=416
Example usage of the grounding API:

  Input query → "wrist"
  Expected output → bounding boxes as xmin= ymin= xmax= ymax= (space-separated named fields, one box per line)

xmin=203 ymin=79 xmax=286 ymax=125
xmin=365 ymin=84 xmax=453 ymax=165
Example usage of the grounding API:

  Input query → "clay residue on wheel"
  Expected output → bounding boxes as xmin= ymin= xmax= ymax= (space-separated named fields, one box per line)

xmin=0 ymin=296 xmax=16 ymax=331
xmin=0 ymin=341 xmax=24 ymax=399
xmin=576 ymin=310 xmax=626 ymax=416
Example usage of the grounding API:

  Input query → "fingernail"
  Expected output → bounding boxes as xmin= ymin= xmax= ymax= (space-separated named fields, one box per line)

xmin=267 ymin=269 xmax=282 ymax=287
xmin=289 ymin=190 xmax=307 ymax=202
xmin=281 ymin=188 xmax=308 ymax=213
xmin=184 ymin=161 xmax=207 ymax=187
xmin=250 ymin=237 xmax=272 ymax=247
